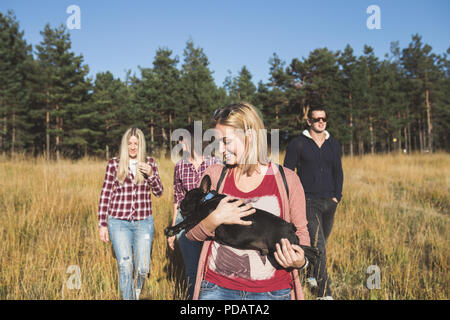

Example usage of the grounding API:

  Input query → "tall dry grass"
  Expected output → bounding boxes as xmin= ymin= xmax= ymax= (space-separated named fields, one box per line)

xmin=0 ymin=152 xmax=448 ymax=299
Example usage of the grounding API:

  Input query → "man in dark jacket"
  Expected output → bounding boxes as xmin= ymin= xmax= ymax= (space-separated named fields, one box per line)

xmin=283 ymin=106 xmax=343 ymax=300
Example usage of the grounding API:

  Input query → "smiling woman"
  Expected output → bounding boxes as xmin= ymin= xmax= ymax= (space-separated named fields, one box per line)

xmin=117 ymin=128 xmax=149 ymax=185
xmin=212 ymin=104 xmax=270 ymax=175
xmin=186 ymin=102 xmax=311 ymax=301
xmin=97 ymin=127 xmax=164 ymax=300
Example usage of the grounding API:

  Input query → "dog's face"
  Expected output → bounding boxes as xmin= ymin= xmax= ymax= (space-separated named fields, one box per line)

xmin=179 ymin=175 xmax=214 ymax=219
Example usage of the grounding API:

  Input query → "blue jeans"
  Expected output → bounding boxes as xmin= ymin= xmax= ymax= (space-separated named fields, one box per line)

xmin=175 ymin=210 xmax=201 ymax=299
xmin=198 ymin=281 xmax=291 ymax=300
xmin=108 ymin=216 xmax=154 ymax=300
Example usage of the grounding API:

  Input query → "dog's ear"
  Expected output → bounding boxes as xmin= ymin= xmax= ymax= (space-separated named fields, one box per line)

xmin=199 ymin=175 xmax=212 ymax=194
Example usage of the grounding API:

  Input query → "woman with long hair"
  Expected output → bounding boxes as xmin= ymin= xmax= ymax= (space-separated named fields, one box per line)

xmin=98 ymin=127 xmax=163 ymax=300
xmin=186 ymin=102 xmax=310 ymax=300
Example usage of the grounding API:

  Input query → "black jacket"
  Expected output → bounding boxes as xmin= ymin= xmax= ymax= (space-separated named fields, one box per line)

xmin=283 ymin=130 xmax=343 ymax=202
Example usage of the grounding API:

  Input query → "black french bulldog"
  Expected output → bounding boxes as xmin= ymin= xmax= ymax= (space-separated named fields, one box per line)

xmin=164 ymin=175 xmax=318 ymax=269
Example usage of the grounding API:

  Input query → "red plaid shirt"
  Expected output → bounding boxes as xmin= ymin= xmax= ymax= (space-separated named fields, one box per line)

xmin=98 ymin=156 xmax=164 ymax=227
xmin=173 ymin=156 xmax=222 ymax=208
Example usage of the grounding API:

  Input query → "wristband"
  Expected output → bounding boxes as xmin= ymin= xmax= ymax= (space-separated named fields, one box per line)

xmin=298 ymin=257 xmax=309 ymax=271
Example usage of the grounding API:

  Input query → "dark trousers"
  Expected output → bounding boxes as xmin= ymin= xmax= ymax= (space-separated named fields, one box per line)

xmin=305 ymin=198 xmax=338 ymax=298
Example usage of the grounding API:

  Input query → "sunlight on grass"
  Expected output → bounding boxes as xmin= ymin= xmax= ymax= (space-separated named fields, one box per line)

xmin=0 ymin=153 xmax=448 ymax=299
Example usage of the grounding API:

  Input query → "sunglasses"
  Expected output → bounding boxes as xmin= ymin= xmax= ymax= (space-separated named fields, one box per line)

xmin=213 ymin=107 xmax=234 ymax=120
xmin=310 ymin=117 xmax=327 ymax=123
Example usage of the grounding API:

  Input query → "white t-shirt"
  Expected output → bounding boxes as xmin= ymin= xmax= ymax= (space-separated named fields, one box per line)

xmin=129 ymin=159 xmax=138 ymax=176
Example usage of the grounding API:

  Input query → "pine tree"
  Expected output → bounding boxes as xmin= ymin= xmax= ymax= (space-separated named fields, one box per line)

xmin=133 ymin=66 xmax=159 ymax=150
xmin=289 ymin=49 xmax=342 ymax=140
xmin=151 ymin=48 xmax=182 ymax=152
xmin=35 ymin=24 xmax=90 ymax=159
xmin=401 ymin=34 xmax=440 ymax=152
xmin=223 ymin=69 xmax=238 ymax=103
xmin=0 ymin=10 xmax=34 ymax=155
xmin=338 ymin=44 xmax=358 ymax=156
xmin=432 ymin=48 xmax=450 ymax=151
xmin=180 ymin=40 xmax=219 ymax=125
xmin=90 ymin=71 xmax=130 ymax=158
xmin=378 ymin=42 xmax=408 ymax=153
xmin=225 ymin=66 xmax=256 ymax=104
xmin=265 ymin=53 xmax=291 ymax=131
xmin=360 ymin=45 xmax=380 ymax=154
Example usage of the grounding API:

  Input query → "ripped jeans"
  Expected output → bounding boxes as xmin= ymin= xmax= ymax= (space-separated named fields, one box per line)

xmin=108 ymin=216 xmax=154 ymax=300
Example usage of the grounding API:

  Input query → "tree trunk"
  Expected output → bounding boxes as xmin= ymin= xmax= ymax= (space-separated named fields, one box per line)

xmin=0 ymin=119 xmax=2 ymax=155
xmin=275 ymin=105 xmax=279 ymax=124
xmin=418 ymin=118 xmax=424 ymax=153
xmin=169 ymin=112 xmax=173 ymax=148
xmin=403 ymin=125 xmax=408 ymax=153
xmin=0 ymin=96 xmax=3 ymax=154
xmin=349 ymin=93 xmax=353 ymax=157
xmin=11 ymin=111 xmax=15 ymax=155
xmin=56 ymin=122 xmax=60 ymax=161
xmin=425 ymin=89 xmax=433 ymax=152
xmin=150 ymin=116 xmax=154 ymax=143
xmin=422 ymin=127 xmax=427 ymax=152
xmin=46 ymin=90 xmax=50 ymax=161
xmin=407 ymin=116 xmax=412 ymax=153
xmin=46 ymin=110 xmax=50 ymax=161
xmin=302 ymin=104 xmax=309 ymax=120
xmin=369 ymin=115 xmax=375 ymax=154
xmin=358 ymin=135 xmax=364 ymax=156
xmin=161 ymin=127 xmax=167 ymax=157
xmin=2 ymin=112 xmax=6 ymax=156
xmin=413 ymin=127 xmax=418 ymax=152
xmin=55 ymin=104 xmax=62 ymax=161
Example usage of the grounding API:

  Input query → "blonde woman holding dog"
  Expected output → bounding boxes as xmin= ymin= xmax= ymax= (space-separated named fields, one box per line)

xmin=98 ymin=127 xmax=164 ymax=300
xmin=186 ymin=102 xmax=310 ymax=300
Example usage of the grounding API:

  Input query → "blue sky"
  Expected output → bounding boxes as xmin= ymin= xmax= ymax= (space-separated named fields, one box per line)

xmin=1 ymin=0 xmax=449 ymax=86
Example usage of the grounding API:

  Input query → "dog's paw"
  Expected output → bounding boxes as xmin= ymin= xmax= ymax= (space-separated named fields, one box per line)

xmin=164 ymin=227 xmax=175 ymax=237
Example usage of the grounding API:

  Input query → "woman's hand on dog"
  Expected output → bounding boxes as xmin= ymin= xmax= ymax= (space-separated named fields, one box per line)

xmin=202 ymin=196 xmax=256 ymax=232
xmin=274 ymin=238 xmax=306 ymax=269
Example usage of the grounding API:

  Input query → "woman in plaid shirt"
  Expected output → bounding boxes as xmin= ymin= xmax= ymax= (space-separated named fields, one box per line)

xmin=167 ymin=124 xmax=221 ymax=299
xmin=98 ymin=127 xmax=163 ymax=300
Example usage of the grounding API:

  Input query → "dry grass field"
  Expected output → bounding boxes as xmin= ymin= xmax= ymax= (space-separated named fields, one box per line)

xmin=0 ymin=152 xmax=448 ymax=300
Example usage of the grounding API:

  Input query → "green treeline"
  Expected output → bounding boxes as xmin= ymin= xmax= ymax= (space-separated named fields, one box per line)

xmin=1 ymin=11 xmax=448 ymax=159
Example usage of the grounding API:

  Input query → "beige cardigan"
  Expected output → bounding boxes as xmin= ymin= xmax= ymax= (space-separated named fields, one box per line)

xmin=186 ymin=163 xmax=311 ymax=300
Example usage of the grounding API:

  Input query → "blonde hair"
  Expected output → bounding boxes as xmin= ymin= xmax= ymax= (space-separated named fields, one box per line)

xmin=118 ymin=127 xmax=147 ymax=185
xmin=211 ymin=102 xmax=269 ymax=176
